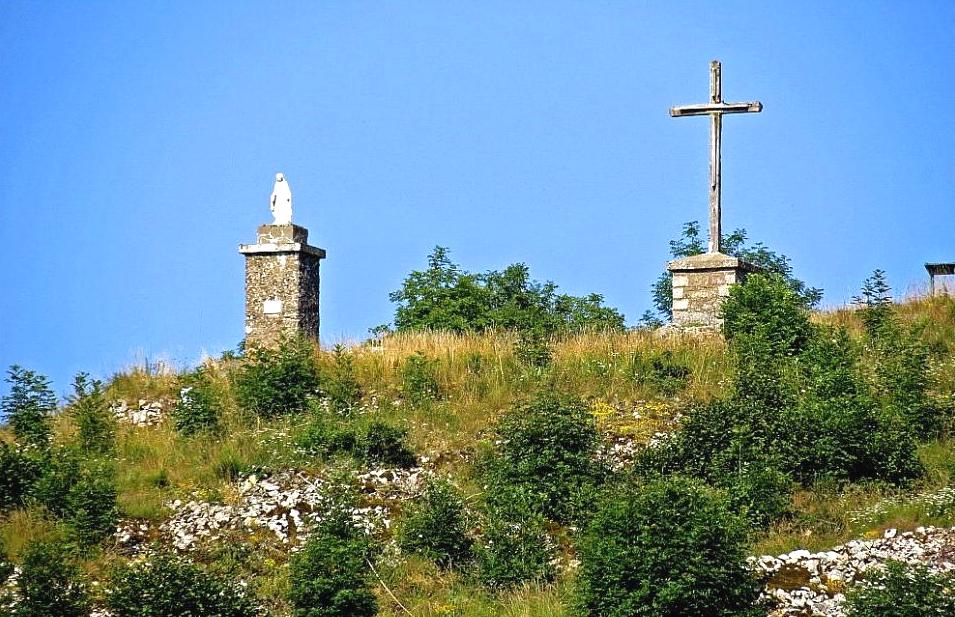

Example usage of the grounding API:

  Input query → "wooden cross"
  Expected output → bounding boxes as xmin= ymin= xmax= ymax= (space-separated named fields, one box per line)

xmin=670 ymin=60 xmax=762 ymax=254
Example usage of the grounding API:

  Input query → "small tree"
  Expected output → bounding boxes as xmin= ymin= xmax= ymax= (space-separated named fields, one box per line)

xmin=323 ymin=345 xmax=362 ymax=415
xmin=234 ymin=336 xmax=320 ymax=417
xmin=397 ymin=479 xmax=472 ymax=569
xmin=2 ymin=366 xmax=56 ymax=450
xmin=288 ymin=511 xmax=377 ymax=617
xmin=576 ymin=476 xmax=763 ymax=617
xmin=475 ymin=486 xmax=555 ymax=590
xmin=107 ymin=552 xmax=260 ymax=617
xmin=722 ymin=274 xmax=814 ymax=356
xmin=68 ymin=373 xmax=115 ymax=454
xmin=13 ymin=538 xmax=90 ymax=617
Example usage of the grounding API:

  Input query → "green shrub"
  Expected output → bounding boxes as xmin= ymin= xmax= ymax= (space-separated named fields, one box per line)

xmin=68 ymin=373 xmax=115 ymax=454
xmin=173 ymin=367 xmax=221 ymax=436
xmin=0 ymin=442 xmax=42 ymax=511
xmin=576 ymin=476 xmax=764 ymax=617
xmin=2 ymin=365 xmax=55 ymax=450
xmin=106 ymin=552 xmax=260 ymax=617
xmin=486 ymin=393 xmax=603 ymax=523
xmin=400 ymin=352 xmax=442 ymax=404
xmin=323 ymin=345 xmax=362 ymax=415
xmin=629 ymin=350 xmax=692 ymax=396
xmin=845 ymin=561 xmax=955 ymax=617
xmin=722 ymin=463 xmax=793 ymax=529
xmin=513 ymin=329 xmax=553 ymax=369
xmin=397 ymin=478 xmax=472 ymax=569
xmin=355 ymin=421 xmax=417 ymax=468
xmin=474 ymin=486 xmax=555 ymax=590
xmin=288 ymin=510 xmax=377 ymax=617
xmin=722 ymin=273 xmax=814 ymax=356
xmin=234 ymin=336 xmax=320 ymax=417
xmin=12 ymin=538 xmax=90 ymax=617
xmin=31 ymin=449 xmax=118 ymax=545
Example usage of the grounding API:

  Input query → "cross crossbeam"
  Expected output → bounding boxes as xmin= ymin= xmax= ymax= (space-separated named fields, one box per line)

xmin=670 ymin=60 xmax=762 ymax=253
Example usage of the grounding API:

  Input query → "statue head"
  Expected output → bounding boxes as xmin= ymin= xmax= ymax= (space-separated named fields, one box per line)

xmin=275 ymin=172 xmax=285 ymax=183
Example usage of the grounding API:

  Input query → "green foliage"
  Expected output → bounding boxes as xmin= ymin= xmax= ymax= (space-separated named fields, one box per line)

xmin=68 ymin=372 xmax=115 ymax=454
xmin=853 ymin=268 xmax=894 ymax=335
xmin=576 ymin=476 xmax=764 ymax=617
xmin=106 ymin=552 xmax=260 ymax=617
xmin=628 ymin=350 xmax=692 ymax=396
xmin=722 ymin=273 xmax=814 ymax=356
xmin=647 ymin=221 xmax=822 ymax=322
xmin=31 ymin=449 xmax=118 ymax=545
xmin=397 ymin=478 xmax=472 ymax=569
xmin=323 ymin=345 xmax=363 ymax=415
xmin=297 ymin=417 xmax=417 ymax=468
xmin=0 ymin=442 xmax=42 ymax=511
xmin=390 ymin=246 xmax=625 ymax=334
xmin=288 ymin=510 xmax=377 ymax=617
xmin=2 ymin=365 xmax=56 ymax=450
xmin=173 ymin=366 xmax=221 ymax=436
xmin=400 ymin=351 xmax=442 ymax=404
xmin=845 ymin=561 xmax=955 ymax=617
xmin=475 ymin=486 xmax=555 ymax=590
xmin=234 ymin=336 xmax=320 ymax=417
xmin=513 ymin=329 xmax=553 ymax=369
xmin=12 ymin=538 xmax=90 ymax=617
xmin=485 ymin=393 xmax=603 ymax=523
xmin=356 ymin=420 xmax=417 ymax=468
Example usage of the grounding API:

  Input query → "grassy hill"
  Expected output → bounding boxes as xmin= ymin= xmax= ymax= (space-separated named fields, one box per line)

xmin=1 ymin=294 xmax=954 ymax=616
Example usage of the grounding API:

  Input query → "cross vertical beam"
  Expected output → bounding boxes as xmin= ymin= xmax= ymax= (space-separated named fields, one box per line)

xmin=670 ymin=60 xmax=762 ymax=254
xmin=709 ymin=61 xmax=722 ymax=254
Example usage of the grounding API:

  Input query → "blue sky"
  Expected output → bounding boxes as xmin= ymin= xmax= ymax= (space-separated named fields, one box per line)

xmin=1 ymin=2 xmax=953 ymax=394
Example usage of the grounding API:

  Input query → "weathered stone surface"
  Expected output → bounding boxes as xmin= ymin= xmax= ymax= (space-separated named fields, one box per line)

xmin=239 ymin=223 xmax=325 ymax=347
xmin=667 ymin=252 xmax=760 ymax=329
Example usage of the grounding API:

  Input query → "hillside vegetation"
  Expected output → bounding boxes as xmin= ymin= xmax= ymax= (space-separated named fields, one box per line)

xmin=1 ymin=288 xmax=954 ymax=616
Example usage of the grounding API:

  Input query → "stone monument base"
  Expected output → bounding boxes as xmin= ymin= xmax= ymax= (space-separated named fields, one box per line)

xmin=667 ymin=252 xmax=760 ymax=330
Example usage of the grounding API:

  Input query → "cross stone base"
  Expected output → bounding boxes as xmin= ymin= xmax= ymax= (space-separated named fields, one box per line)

xmin=239 ymin=224 xmax=326 ymax=348
xmin=667 ymin=252 xmax=759 ymax=330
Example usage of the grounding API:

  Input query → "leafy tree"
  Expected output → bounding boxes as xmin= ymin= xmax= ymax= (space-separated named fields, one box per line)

xmin=68 ymin=373 xmax=115 ymax=454
xmin=13 ymin=538 xmax=90 ymax=617
xmin=0 ymin=442 xmax=42 ymax=511
xmin=646 ymin=221 xmax=822 ymax=323
xmin=576 ymin=476 xmax=764 ymax=617
xmin=2 ymin=366 xmax=56 ymax=449
xmin=288 ymin=510 xmax=377 ymax=617
xmin=173 ymin=366 xmax=221 ymax=436
xmin=390 ymin=246 xmax=625 ymax=334
xmin=722 ymin=273 xmax=814 ymax=356
xmin=107 ymin=552 xmax=260 ymax=617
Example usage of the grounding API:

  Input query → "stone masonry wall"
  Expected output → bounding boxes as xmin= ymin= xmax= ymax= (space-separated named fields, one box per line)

xmin=241 ymin=224 xmax=324 ymax=348
xmin=670 ymin=267 xmax=745 ymax=328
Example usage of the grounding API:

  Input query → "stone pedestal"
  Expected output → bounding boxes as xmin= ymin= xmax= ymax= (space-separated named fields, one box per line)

xmin=667 ymin=252 xmax=759 ymax=330
xmin=239 ymin=224 xmax=326 ymax=348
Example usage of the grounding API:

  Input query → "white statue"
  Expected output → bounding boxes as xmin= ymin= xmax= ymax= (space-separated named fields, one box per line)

xmin=270 ymin=172 xmax=293 ymax=225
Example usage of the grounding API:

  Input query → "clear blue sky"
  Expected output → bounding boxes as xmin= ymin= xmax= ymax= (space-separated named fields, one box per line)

xmin=2 ymin=2 xmax=953 ymax=394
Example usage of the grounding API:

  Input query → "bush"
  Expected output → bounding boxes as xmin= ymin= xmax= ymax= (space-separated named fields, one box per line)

xmin=628 ymin=350 xmax=692 ymax=396
xmin=400 ymin=352 xmax=442 ymax=405
xmin=576 ymin=476 xmax=764 ymax=617
xmin=173 ymin=367 xmax=221 ymax=436
xmin=323 ymin=345 xmax=362 ymax=415
xmin=31 ymin=449 xmax=118 ymax=545
xmin=355 ymin=421 xmax=417 ymax=468
xmin=474 ymin=486 xmax=555 ymax=590
xmin=288 ymin=511 xmax=377 ymax=617
xmin=2 ymin=366 xmax=56 ymax=450
xmin=0 ymin=442 xmax=42 ymax=511
xmin=107 ymin=552 xmax=260 ymax=617
xmin=397 ymin=479 xmax=472 ymax=569
xmin=845 ymin=561 xmax=955 ymax=617
xmin=486 ymin=393 xmax=602 ymax=523
xmin=12 ymin=538 xmax=90 ymax=617
xmin=722 ymin=463 xmax=793 ymax=529
xmin=234 ymin=336 xmax=320 ymax=417
xmin=722 ymin=273 xmax=814 ymax=356
xmin=68 ymin=373 xmax=115 ymax=454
